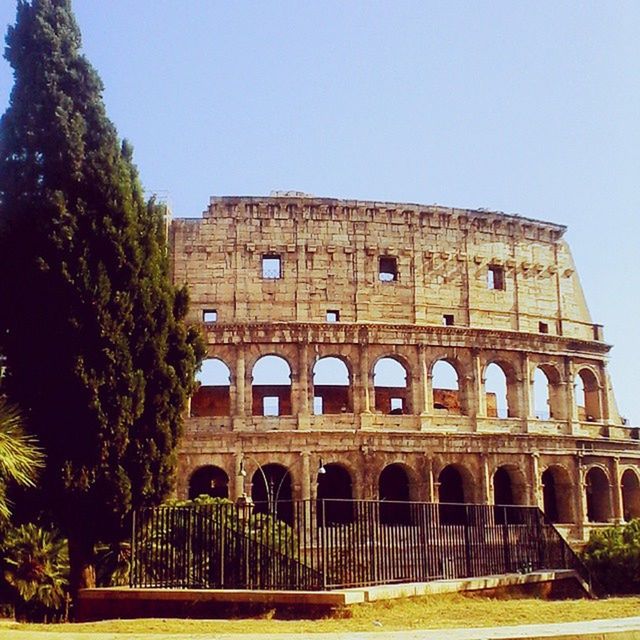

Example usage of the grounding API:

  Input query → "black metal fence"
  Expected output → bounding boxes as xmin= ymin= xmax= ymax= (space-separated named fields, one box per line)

xmin=130 ymin=499 xmax=590 ymax=591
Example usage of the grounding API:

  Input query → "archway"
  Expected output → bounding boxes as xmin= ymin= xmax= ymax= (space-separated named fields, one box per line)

xmin=493 ymin=466 xmax=525 ymax=524
xmin=252 ymin=355 xmax=292 ymax=416
xmin=432 ymin=360 xmax=462 ymax=414
xmin=374 ymin=357 xmax=410 ymax=414
xmin=313 ymin=356 xmax=351 ymax=414
xmin=188 ymin=465 xmax=229 ymax=500
xmin=484 ymin=363 xmax=510 ymax=418
xmin=622 ymin=469 xmax=640 ymax=521
xmin=438 ymin=464 xmax=470 ymax=524
xmin=533 ymin=368 xmax=551 ymax=420
xmin=586 ymin=467 xmax=611 ymax=523
xmin=191 ymin=358 xmax=231 ymax=417
xmin=541 ymin=466 xmax=574 ymax=523
xmin=379 ymin=464 xmax=411 ymax=524
xmin=250 ymin=463 xmax=293 ymax=524
xmin=575 ymin=369 xmax=601 ymax=422
xmin=317 ymin=463 xmax=354 ymax=524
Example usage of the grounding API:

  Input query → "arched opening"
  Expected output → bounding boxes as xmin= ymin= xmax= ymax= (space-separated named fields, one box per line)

xmin=586 ymin=467 xmax=612 ymax=523
xmin=191 ymin=358 xmax=231 ymax=417
xmin=188 ymin=465 xmax=229 ymax=500
xmin=252 ymin=355 xmax=292 ymax=416
xmin=575 ymin=369 xmax=601 ymax=422
xmin=379 ymin=464 xmax=411 ymax=524
xmin=313 ymin=356 xmax=351 ymax=414
xmin=484 ymin=362 xmax=511 ymax=418
xmin=438 ymin=464 xmax=470 ymax=524
xmin=621 ymin=469 xmax=640 ymax=521
xmin=317 ymin=463 xmax=354 ymax=525
xmin=533 ymin=368 xmax=551 ymax=420
xmin=432 ymin=360 xmax=462 ymax=414
xmin=374 ymin=357 xmax=410 ymax=414
xmin=493 ymin=466 xmax=526 ymax=524
xmin=541 ymin=466 xmax=574 ymax=524
xmin=250 ymin=463 xmax=293 ymax=524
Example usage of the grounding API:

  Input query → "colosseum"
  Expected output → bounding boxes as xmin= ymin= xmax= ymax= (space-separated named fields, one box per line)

xmin=170 ymin=194 xmax=639 ymax=543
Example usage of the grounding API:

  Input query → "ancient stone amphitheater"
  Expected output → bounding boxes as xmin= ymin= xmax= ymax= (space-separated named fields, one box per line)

xmin=170 ymin=194 xmax=639 ymax=542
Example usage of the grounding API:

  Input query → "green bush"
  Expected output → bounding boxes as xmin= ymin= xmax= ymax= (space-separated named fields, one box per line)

xmin=582 ymin=519 xmax=640 ymax=594
xmin=1 ymin=523 xmax=69 ymax=621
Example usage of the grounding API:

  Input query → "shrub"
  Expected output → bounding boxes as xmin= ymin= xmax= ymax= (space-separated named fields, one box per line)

xmin=582 ymin=519 xmax=640 ymax=594
xmin=2 ymin=523 xmax=69 ymax=621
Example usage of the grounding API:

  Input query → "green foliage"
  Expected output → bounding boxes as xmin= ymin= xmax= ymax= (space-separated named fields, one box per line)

xmin=582 ymin=519 xmax=640 ymax=594
xmin=0 ymin=0 xmax=203 ymax=587
xmin=0 ymin=398 xmax=43 ymax=520
xmin=95 ymin=541 xmax=130 ymax=587
xmin=2 ymin=523 xmax=69 ymax=621
xmin=135 ymin=497 xmax=298 ymax=588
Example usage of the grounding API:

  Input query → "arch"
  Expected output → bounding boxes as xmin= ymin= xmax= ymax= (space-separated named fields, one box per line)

xmin=250 ymin=463 xmax=293 ymax=524
xmin=438 ymin=464 xmax=474 ymax=524
xmin=541 ymin=465 xmax=574 ymax=524
xmin=317 ymin=463 xmax=354 ymax=525
xmin=252 ymin=354 xmax=292 ymax=416
xmin=575 ymin=368 xmax=601 ymax=422
xmin=191 ymin=358 xmax=231 ymax=417
xmin=313 ymin=356 xmax=352 ymax=415
xmin=379 ymin=463 xmax=411 ymax=524
xmin=492 ymin=465 xmax=527 ymax=524
xmin=586 ymin=466 xmax=612 ymax=523
xmin=374 ymin=356 xmax=410 ymax=414
xmin=533 ymin=367 xmax=551 ymax=420
xmin=432 ymin=360 xmax=462 ymax=414
xmin=484 ymin=362 xmax=512 ymax=419
xmin=622 ymin=469 xmax=640 ymax=521
xmin=188 ymin=465 xmax=229 ymax=500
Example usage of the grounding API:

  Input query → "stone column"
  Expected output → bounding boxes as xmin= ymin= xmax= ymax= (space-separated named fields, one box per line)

xmin=301 ymin=451 xmax=311 ymax=501
xmin=424 ymin=455 xmax=436 ymax=502
xmin=530 ymin=453 xmax=541 ymax=508
xmin=574 ymin=457 xmax=587 ymax=539
xmin=481 ymin=455 xmax=491 ymax=504
xmin=600 ymin=367 xmax=612 ymax=424
xmin=522 ymin=354 xmax=533 ymax=422
xmin=472 ymin=350 xmax=485 ymax=429
xmin=359 ymin=342 xmax=372 ymax=414
xmin=416 ymin=344 xmax=430 ymax=415
xmin=234 ymin=451 xmax=245 ymax=500
xmin=235 ymin=347 xmax=246 ymax=416
xmin=611 ymin=457 xmax=623 ymax=523
xmin=565 ymin=358 xmax=579 ymax=433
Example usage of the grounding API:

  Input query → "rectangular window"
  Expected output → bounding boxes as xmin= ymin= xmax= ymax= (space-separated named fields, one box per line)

xmin=538 ymin=321 xmax=549 ymax=334
xmin=203 ymin=309 xmax=217 ymax=323
xmin=263 ymin=396 xmax=279 ymax=416
xmin=313 ymin=396 xmax=323 ymax=415
xmin=326 ymin=310 xmax=340 ymax=322
xmin=379 ymin=256 xmax=398 ymax=282
xmin=487 ymin=265 xmax=505 ymax=290
xmin=443 ymin=314 xmax=454 ymax=326
xmin=262 ymin=255 xmax=281 ymax=279
xmin=390 ymin=398 xmax=403 ymax=413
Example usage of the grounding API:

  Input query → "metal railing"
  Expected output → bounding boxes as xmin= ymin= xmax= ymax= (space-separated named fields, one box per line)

xmin=130 ymin=499 xmax=591 ymax=591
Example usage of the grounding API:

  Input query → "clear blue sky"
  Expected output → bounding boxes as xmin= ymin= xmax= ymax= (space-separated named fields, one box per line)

xmin=0 ymin=1 xmax=638 ymax=423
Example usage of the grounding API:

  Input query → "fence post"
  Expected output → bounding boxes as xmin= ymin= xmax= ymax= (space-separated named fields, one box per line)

xmin=464 ymin=505 xmax=472 ymax=576
xmin=502 ymin=507 xmax=511 ymax=572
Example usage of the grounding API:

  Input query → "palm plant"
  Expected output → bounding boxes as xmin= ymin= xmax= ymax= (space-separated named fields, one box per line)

xmin=0 ymin=397 xmax=43 ymax=520
xmin=3 ymin=523 xmax=69 ymax=621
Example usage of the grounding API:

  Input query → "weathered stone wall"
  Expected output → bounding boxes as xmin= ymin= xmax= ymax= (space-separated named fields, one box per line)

xmin=171 ymin=195 xmax=640 ymax=542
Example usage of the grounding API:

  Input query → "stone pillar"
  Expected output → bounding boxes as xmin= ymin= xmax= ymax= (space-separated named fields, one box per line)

xmin=415 ymin=344 xmax=430 ymax=415
xmin=530 ymin=453 xmax=541 ymax=508
xmin=234 ymin=451 xmax=245 ymax=500
xmin=359 ymin=342 xmax=372 ymax=414
xmin=522 ymin=354 xmax=533 ymax=422
xmin=481 ymin=455 xmax=491 ymax=504
xmin=298 ymin=342 xmax=310 ymax=416
xmin=472 ymin=350 xmax=485 ymax=428
xmin=565 ymin=358 xmax=579 ymax=432
xmin=235 ymin=348 xmax=246 ymax=416
xmin=611 ymin=457 xmax=623 ymax=523
xmin=575 ymin=457 xmax=587 ymax=538
xmin=424 ymin=456 xmax=436 ymax=502
xmin=301 ymin=451 xmax=311 ymax=501
xmin=601 ymin=367 xmax=612 ymax=424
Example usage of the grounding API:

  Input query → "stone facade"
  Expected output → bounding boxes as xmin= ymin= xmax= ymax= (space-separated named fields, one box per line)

xmin=170 ymin=195 xmax=640 ymax=541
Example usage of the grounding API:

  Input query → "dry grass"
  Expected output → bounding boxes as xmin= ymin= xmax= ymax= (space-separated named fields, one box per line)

xmin=5 ymin=594 xmax=640 ymax=634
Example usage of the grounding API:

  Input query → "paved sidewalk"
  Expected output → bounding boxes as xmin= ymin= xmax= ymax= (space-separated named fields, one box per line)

xmin=3 ymin=616 xmax=640 ymax=640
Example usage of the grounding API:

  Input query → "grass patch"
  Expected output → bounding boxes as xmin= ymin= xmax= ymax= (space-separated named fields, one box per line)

xmin=5 ymin=594 xmax=640 ymax=634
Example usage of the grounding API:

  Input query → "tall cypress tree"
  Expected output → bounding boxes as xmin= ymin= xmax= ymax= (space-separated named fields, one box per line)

xmin=0 ymin=0 xmax=203 ymax=591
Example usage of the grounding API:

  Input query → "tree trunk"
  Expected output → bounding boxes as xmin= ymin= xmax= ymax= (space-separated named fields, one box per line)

xmin=68 ymin=532 xmax=96 ymax=599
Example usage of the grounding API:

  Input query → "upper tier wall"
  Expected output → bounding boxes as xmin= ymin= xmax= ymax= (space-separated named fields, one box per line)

xmin=170 ymin=196 xmax=596 ymax=341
